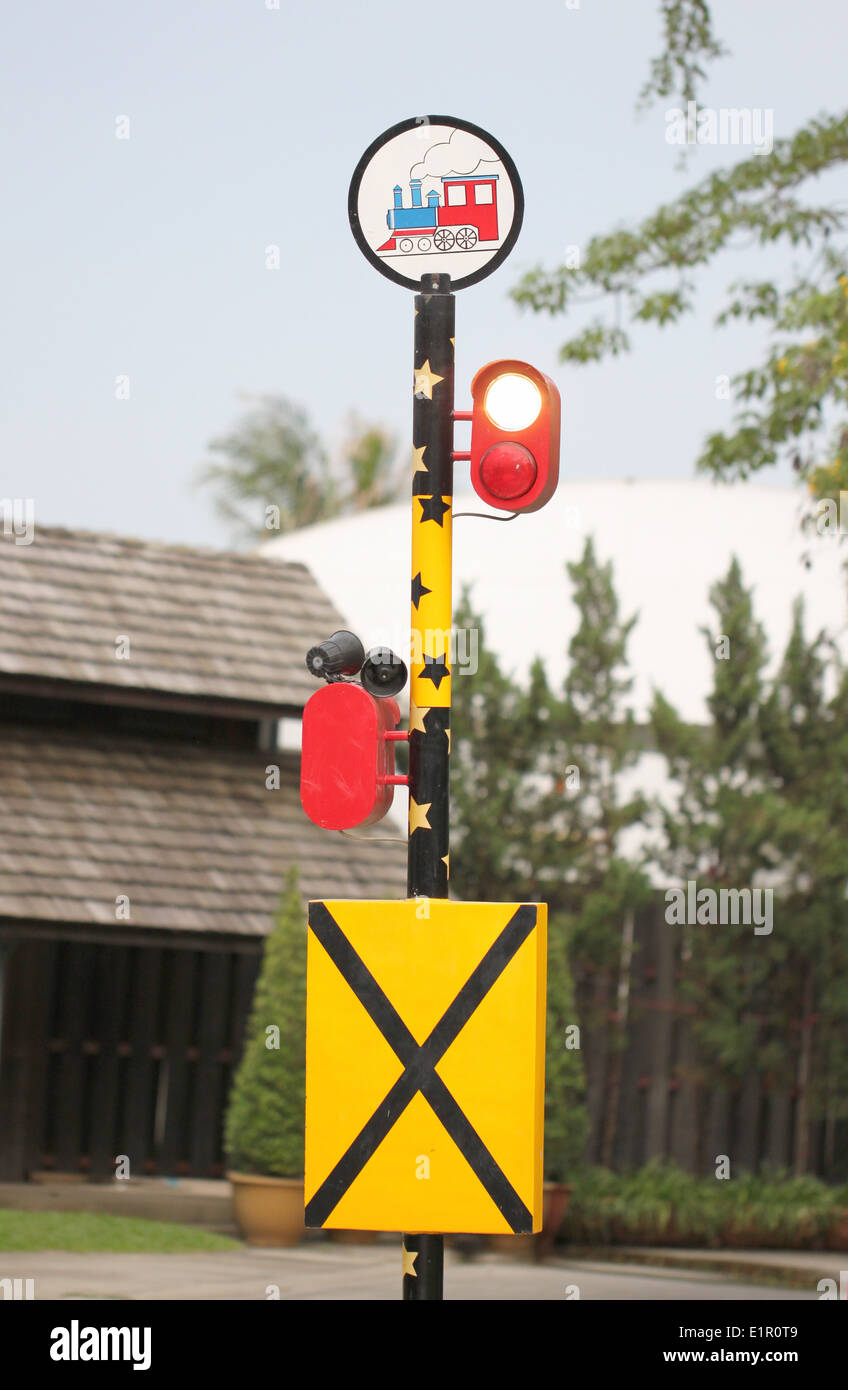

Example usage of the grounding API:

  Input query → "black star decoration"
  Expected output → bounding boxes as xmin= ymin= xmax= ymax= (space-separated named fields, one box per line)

xmin=411 ymin=572 xmax=432 ymax=610
xmin=421 ymin=654 xmax=450 ymax=689
xmin=417 ymin=495 xmax=451 ymax=526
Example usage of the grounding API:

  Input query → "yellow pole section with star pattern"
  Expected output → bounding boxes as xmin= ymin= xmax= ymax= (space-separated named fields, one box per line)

xmin=403 ymin=271 xmax=455 ymax=1300
xmin=407 ymin=273 xmax=454 ymax=903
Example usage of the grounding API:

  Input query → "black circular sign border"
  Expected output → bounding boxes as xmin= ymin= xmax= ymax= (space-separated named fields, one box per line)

xmin=348 ymin=114 xmax=525 ymax=292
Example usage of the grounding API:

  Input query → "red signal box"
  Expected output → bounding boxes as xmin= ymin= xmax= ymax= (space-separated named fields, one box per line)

xmin=467 ymin=359 xmax=561 ymax=512
xmin=300 ymin=683 xmax=406 ymax=831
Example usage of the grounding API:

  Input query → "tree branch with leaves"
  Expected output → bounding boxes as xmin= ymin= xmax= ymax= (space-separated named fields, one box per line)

xmin=512 ymin=0 xmax=848 ymax=516
xmin=197 ymin=394 xmax=405 ymax=544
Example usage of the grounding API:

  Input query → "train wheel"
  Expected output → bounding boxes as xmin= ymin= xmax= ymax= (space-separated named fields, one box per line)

xmin=417 ymin=237 xmax=432 ymax=251
xmin=456 ymin=226 xmax=478 ymax=250
xmin=399 ymin=238 xmax=414 ymax=253
xmin=433 ymin=228 xmax=455 ymax=251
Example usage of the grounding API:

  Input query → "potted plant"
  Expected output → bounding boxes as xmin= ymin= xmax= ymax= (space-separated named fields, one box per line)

xmin=225 ymin=870 xmax=307 ymax=1246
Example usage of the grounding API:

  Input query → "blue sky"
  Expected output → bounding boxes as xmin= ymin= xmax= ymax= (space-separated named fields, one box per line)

xmin=2 ymin=0 xmax=846 ymax=547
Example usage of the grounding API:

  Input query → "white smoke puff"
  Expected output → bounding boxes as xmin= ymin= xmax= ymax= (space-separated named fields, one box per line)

xmin=409 ymin=128 xmax=499 ymax=183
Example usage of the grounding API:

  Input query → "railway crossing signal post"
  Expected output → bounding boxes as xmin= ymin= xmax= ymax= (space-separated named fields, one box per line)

xmin=403 ymin=272 xmax=454 ymax=1300
xmin=300 ymin=116 xmax=561 ymax=1301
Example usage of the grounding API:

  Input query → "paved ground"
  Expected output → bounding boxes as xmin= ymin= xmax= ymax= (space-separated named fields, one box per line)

xmin=0 ymin=1245 xmax=822 ymax=1300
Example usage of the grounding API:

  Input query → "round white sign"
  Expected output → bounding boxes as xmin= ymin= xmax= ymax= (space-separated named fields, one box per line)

xmin=349 ymin=115 xmax=524 ymax=291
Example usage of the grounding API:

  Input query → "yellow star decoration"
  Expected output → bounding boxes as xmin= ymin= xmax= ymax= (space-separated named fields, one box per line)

xmin=402 ymin=1244 xmax=418 ymax=1278
xmin=412 ymin=445 xmax=428 ymax=476
xmin=409 ymin=703 xmax=430 ymax=734
xmin=445 ymin=727 xmax=451 ymax=752
xmin=442 ymin=853 xmax=450 ymax=876
xmin=409 ymin=797 xmax=432 ymax=833
xmin=414 ymin=360 xmax=444 ymax=399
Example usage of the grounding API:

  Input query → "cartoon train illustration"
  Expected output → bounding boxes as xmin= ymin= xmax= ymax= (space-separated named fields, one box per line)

xmin=378 ymin=173 xmax=499 ymax=255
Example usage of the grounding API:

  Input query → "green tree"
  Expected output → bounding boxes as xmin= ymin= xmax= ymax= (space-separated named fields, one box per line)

xmin=544 ymin=918 xmax=590 ymax=1182
xmin=512 ymin=4 xmax=848 ymax=517
xmin=650 ymin=560 xmax=777 ymax=1132
xmin=225 ymin=871 xmax=306 ymax=1178
xmin=450 ymin=594 xmax=588 ymax=1179
xmin=650 ymin=559 xmax=848 ymax=1175
xmin=638 ymin=0 xmax=727 ymax=110
xmin=451 ymin=539 xmax=650 ymax=1170
xmin=342 ymin=416 xmax=404 ymax=513
xmin=758 ymin=602 xmax=848 ymax=1173
xmin=198 ymin=394 xmax=403 ymax=544
xmin=450 ymin=593 xmax=545 ymax=904
xmin=540 ymin=539 xmax=651 ymax=1166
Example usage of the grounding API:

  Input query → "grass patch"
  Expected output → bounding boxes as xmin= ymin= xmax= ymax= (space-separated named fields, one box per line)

xmin=0 ymin=1209 xmax=240 ymax=1254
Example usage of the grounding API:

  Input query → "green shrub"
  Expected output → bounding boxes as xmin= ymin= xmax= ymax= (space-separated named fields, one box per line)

xmin=224 ymin=870 xmax=306 ymax=1178
xmin=560 ymin=1164 xmax=620 ymax=1242
xmin=544 ymin=914 xmax=589 ymax=1182
xmin=720 ymin=1169 xmax=838 ymax=1246
xmin=561 ymin=1162 xmax=848 ymax=1248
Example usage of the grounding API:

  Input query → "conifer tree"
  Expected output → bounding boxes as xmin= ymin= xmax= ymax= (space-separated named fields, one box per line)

xmin=225 ymin=870 xmax=307 ymax=1178
xmin=450 ymin=594 xmax=545 ymax=904
xmin=451 ymin=539 xmax=649 ymax=1169
xmin=540 ymin=539 xmax=651 ymax=1165
xmin=758 ymin=602 xmax=848 ymax=1172
xmin=650 ymin=557 xmax=776 ymax=1135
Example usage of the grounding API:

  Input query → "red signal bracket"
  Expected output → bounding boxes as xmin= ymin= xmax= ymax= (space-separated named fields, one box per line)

xmin=452 ymin=409 xmax=472 ymax=461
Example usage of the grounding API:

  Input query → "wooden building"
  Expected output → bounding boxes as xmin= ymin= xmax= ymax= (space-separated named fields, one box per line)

xmin=0 ymin=527 xmax=405 ymax=1181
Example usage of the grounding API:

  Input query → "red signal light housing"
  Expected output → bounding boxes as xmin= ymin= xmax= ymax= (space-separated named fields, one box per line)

xmin=468 ymin=359 xmax=561 ymax=512
xmin=300 ymin=682 xmax=404 ymax=831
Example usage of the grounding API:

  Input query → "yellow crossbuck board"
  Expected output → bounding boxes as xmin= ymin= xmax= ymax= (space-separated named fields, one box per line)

xmin=304 ymin=899 xmax=547 ymax=1234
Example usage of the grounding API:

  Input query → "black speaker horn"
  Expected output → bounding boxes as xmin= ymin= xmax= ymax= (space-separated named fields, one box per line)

xmin=305 ymin=630 xmax=365 ymax=682
xmin=360 ymin=647 xmax=408 ymax=698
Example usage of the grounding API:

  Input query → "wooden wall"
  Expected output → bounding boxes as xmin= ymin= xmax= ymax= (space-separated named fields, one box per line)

xmin=0 ymin=937 xmax=261 ymax=1181
xmin=1 ymin=917 xmax=845 ymax=1183
xmin=578 ymin=906 xmax=848 ymax=1181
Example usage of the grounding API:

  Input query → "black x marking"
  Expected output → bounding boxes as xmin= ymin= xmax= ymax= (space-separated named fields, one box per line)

xmin=305 ymin=903 xmax=537 ymax=1232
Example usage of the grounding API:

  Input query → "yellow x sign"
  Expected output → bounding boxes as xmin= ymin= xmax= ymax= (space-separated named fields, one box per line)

xmin=304 ymin=899 xmax=547 ymax=1234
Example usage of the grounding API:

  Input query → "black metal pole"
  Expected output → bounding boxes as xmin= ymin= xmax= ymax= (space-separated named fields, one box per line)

xmin=402 ymin=273 xmax=454 ymax=1301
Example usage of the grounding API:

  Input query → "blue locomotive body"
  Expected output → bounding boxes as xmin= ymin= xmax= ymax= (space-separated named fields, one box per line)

xmin=385 ymin=180 xmax=440 ymax=232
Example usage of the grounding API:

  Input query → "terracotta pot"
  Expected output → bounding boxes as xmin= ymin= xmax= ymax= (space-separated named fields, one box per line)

xmin=228 ymin=1172 xmax=304 ymax=1247
xmin=488 ymin=1182 xmax=573 ymax=1260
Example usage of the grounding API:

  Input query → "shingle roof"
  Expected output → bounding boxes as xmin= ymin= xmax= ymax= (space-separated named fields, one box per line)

xmin=0 ymin=527 xmax=344 ymax=712
xmin=0 ymin=725 xmax=407 ymax=937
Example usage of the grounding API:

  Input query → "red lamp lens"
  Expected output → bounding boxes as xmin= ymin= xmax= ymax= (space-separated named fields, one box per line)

xmin=479 ymin=443 xmax=537 ymax=500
